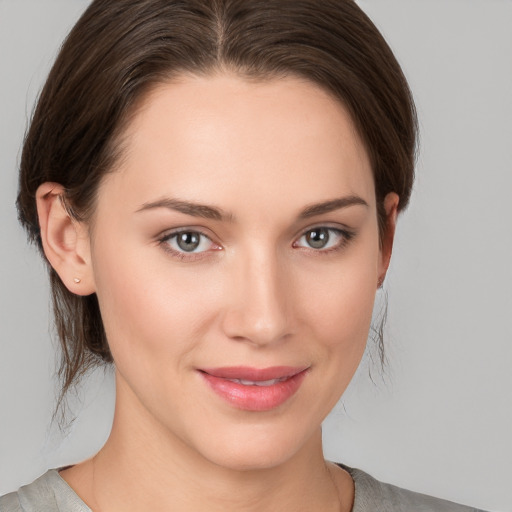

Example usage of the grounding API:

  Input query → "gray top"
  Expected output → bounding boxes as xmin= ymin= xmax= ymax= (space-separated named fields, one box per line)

xmin=0 ymin=466 xmax=487 ymax=511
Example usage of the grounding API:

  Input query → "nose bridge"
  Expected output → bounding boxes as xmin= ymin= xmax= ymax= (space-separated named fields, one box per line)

xmin=222 ymin=243 xmax=291 ymax=346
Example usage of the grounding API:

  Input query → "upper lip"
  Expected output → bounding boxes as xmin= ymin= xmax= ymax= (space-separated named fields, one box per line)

xmin=199 ymin=366 xmax=309 ymax=381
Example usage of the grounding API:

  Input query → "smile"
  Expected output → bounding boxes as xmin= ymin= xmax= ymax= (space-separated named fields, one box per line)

xmin=199 ymin=366 xmax=309 ymax=412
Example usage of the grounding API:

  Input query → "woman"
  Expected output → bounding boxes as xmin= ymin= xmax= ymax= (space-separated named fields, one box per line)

xmin=0 ymin=1 xmax=502 ymax=510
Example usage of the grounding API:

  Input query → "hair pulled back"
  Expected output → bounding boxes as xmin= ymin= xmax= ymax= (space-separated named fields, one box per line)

xmin=17 ymin=0 xmax=417 ymax=405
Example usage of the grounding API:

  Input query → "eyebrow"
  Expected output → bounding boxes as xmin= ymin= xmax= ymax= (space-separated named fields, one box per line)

xmin=298 ymin=195 xmax=368 ymax=219
xmin=136 ymin=195 xmax=368 ymax=221
xmin=137 ymin=198 xmax=233 ymax=222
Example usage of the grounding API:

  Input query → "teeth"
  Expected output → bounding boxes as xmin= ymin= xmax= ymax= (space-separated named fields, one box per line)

xmin=228 ymin=378 xmax=285 ymax=386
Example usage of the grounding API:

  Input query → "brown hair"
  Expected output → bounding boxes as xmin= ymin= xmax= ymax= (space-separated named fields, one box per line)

xmin=17 ymin=0 xmax=417 ymax=408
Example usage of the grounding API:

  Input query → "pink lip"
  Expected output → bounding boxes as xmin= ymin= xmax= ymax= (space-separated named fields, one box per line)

xmin=199 ymin=366 xmax=309 ymax=412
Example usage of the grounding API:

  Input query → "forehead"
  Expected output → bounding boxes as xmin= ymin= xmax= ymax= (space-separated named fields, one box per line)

xmin=100 ymin=73 xmax=375 ymax=214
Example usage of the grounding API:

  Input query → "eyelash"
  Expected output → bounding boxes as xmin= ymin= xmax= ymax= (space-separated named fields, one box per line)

xmin=157 ymin=226 xmax=356 ymax=261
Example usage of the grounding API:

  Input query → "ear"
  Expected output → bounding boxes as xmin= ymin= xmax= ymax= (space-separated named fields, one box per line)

xmin=377 ymin=192 xmax=399 ymax=288
xmin=36 ymin=182 xmax=95 ymax=296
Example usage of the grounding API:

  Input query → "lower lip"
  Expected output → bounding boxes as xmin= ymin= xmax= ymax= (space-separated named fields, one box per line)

xmin=200 ymin=370 xmax=308 ymax=412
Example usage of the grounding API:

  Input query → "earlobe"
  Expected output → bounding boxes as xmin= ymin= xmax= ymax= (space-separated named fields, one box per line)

xmin=36 ymin=183 xmax=95 ymax=296
xmin=377 ymin=192 xmax=399 ymax=288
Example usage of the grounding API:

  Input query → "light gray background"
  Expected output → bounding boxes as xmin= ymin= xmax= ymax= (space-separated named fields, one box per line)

xmin=1 ymin=1 xmax=511 ymax=510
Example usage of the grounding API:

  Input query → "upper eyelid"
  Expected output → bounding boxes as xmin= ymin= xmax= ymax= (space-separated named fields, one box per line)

xmin=295 ymin=226 xmax=351 ymax=240
xmin=295 ymin=223 xmax=354 ymax=238
xmin=158 ymin=226 xmax=214 ymax=241
xmin=300 ymin=226 xmax=345 ymax=235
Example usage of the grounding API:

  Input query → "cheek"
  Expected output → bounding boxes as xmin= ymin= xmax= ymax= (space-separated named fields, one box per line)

xmin=298 ymin=246 xmax=379 ymax=344
xmin=293 ymin=237 xmax=380 ymax=392
xmin=90 ymin=237 xmax=220 ymax=376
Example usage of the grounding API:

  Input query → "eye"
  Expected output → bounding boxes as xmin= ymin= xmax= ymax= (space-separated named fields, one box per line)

xmin=294 ymin=227 xmax=353 ymax=251
xmin=160 ymin=230 xmax=217 ymax=255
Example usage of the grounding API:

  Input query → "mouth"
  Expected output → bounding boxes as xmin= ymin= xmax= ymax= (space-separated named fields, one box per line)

xmin=198 ymin=366 xmax=309 ymax=412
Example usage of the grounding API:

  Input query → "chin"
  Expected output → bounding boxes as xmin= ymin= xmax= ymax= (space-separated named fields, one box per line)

xmin=205 ymin=445 xmax=299 ymax=472
xmin=188 ymin=420 xmax=321 ymax=472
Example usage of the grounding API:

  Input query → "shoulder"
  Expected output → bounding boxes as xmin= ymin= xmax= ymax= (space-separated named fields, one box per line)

xmin=0 ymin=470 xmax=91 ymax=512
xmin=344 ymin=465 xmax=487 ymax=512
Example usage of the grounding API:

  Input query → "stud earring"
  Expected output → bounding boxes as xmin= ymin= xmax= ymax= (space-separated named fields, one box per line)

xmin=74 ymin=278 xmax=81 ymax=284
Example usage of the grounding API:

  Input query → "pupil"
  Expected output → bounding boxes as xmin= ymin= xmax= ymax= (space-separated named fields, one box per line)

xmin=177 ymin=232 xmax=200 ymax=252
xmin=307 ymin=229 xmax=329 ymax=249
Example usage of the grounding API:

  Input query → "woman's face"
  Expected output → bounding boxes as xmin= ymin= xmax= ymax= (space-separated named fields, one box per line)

xmin=86 ymin=74 xmax=395 ymax=470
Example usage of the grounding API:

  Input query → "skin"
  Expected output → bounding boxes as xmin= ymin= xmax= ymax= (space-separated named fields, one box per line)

xmin=37 ymin=73 xmax=398 ymax=512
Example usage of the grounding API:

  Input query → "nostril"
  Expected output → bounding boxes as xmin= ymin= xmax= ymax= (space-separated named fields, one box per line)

xmin=221 ymin=305 xmax=292 ymax=346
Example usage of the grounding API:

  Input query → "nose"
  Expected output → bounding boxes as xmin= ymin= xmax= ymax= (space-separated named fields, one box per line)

xmin=221 ymin=249 xmax=292 ymax=347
